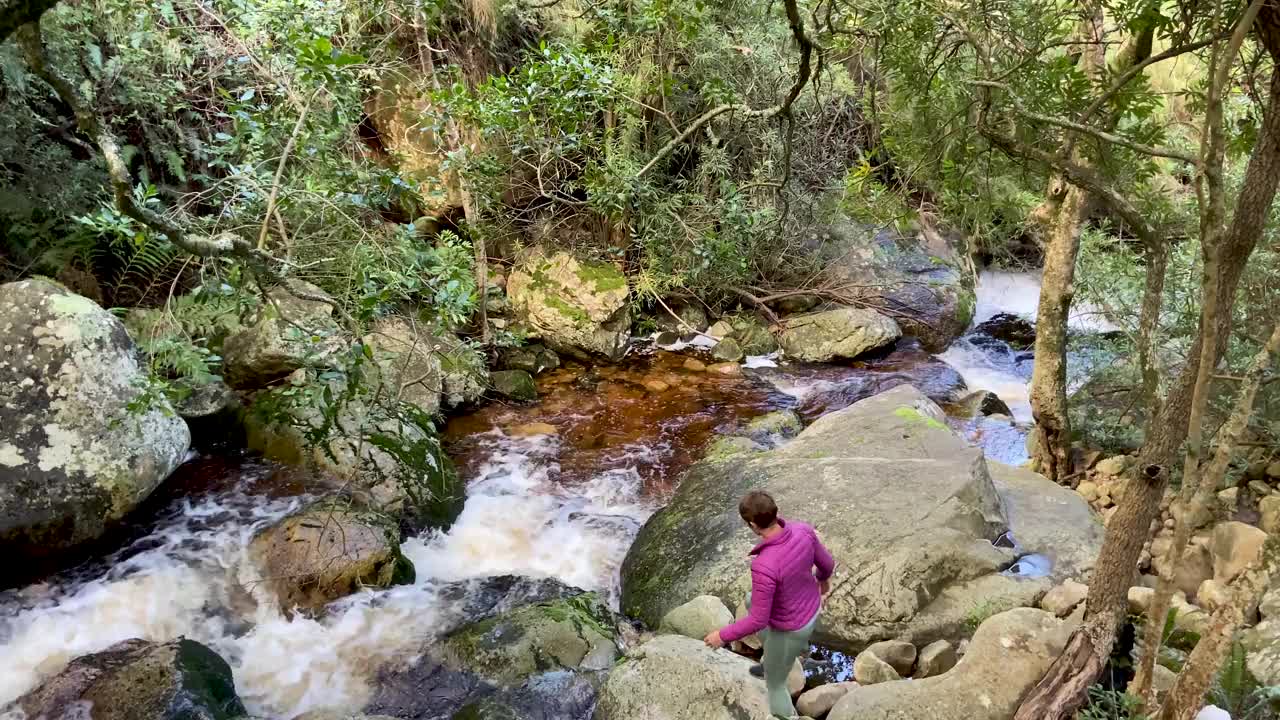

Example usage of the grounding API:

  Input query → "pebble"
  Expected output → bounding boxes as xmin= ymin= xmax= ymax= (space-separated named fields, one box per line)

xmin=682 ymin=358 xmax=707 ymax=372
xmin=706 ymin=362 xmax=741 ymax=377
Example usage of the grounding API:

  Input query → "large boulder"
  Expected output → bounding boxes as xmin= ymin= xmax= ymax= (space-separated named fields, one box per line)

xmin=221 ymin=279 xmax=345 ymax=390
xmin=594 ymin=635 xmax=773 ymax=720
xmin=621 ymin=385 xmax=1097 ymax=651
xmin=778 ymin=307 xmax=901 ymax=363
xmin=366 ymin=71 xmax=466 ymax=217
xmin=0 ymin=279 xmax=190 ymax=562
xmin=827 ymin=608 xmax=1074 ymax=720
xmin=245 ymin=369 xmax=464 ymax=526
xmin=507 ymin=250 xmax=631 ymax=360
xmin=814 ymin=219 xmax=976 ymax=352
xmin=364 ymin=317 xmax=489 ymax=415
xmin=986 ymin=462 xmax=1105 ymax=581
xmin=247 ymin=502 xmax=413 ymax=615
xmin=441 ymin=593 xmax=619 ymax=686
xmin=9 ymin=638 xmax=245 ymax=720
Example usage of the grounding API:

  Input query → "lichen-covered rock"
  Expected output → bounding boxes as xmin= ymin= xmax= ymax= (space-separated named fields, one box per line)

xmin=441 ymin=593 xmax=619 ymax=686
xmin=863 ymin=640 xmax=916 ymax=677
xmin=827 ymin=609 xmax=1074 ymax=720
xmin=11 ymin=638 xmax=245 ymax=720
xmin=244 ymin=371 xmax=463 ymax=526
xmin=594 ymin=635 xmax=774 ymax=720
xmin=490 ymin=370 xmax=538 ymax=402
xmin=1040 ymin=579 xmax=1089 ymax=617
xmin=814 ymin=220 xmax=976 ymax=352
xmin=778 ymin=307 xmax=900 ymax=363
xmin=743 ymin=410 xmax=803 ymax=442
xmin=711 ymin=337 xmax=744 ymax=362
xmin=621 ymin=385 xmax=1095 ymax=651
xmin=221 ymin=279 xmax=345 ymax=389
xmin=248 ymin=502 xmax=413 ymax=615
xmin=658 ymin=595 xmax=734 ymax=640
xmin=507 ymin=250 xmax=631 ymax=360
xmin=1245 ymin=586 xmax=1280 ymax=686
xmin=1210 ymin=521 xmax=1268 ymax=583
xmin=364 ymin=317 xmax=489 ymax=414
xmin=0 ymin=279 xmax=190 ymax=561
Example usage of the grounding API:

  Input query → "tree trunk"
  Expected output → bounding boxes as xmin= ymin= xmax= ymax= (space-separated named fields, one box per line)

xmin=1014 ymin=463 xmax=1170 ymax=720
xmin=1029 ymin=184 xmax=1088 ymax=482
xmin=1015 ymin=55 xmax=1280 ymax=720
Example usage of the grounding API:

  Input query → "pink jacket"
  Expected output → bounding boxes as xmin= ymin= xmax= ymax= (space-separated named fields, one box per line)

xmin=719 ymin=518 xmax=835 ymax=643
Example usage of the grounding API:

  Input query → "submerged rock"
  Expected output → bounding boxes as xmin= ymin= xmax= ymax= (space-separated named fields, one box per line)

xmin=827 ymin=608 xmax=1074 ymax=720
xmin=778 ymin=307 xmax=900 ymax=363
xmin=11 ymin=637 xmax=245 ymax=720
xmin=972 ymin=313 xmax=1036 ymax=350
xmin=594 ymin=635 xmax=774 ymax=720
xmin=441 ymin=593 xmax=619 ymax=686
xmin=507 ymin=250 xmax=631 ymax=360
xmin=956 ymin=389 xmax=1012 ymax=418
xmin=0 ymin=279 xmax=190 ymax=562
xmin=621 ymin=385 xmax=1099 ymax=651
xmin=248 ymin=502 xmax=413 ymax=615
xmin=221 ymin=279 xmax=345 ymax=390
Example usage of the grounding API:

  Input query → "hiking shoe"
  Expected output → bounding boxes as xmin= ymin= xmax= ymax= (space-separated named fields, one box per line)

xmin=749 ymin=664 xmax=764 ymax=678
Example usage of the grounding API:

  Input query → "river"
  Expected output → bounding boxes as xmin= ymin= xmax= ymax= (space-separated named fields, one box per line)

xmin=0 ymin=270 xmax=1092 ymax=718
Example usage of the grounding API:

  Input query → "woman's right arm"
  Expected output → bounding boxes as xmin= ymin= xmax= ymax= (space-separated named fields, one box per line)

xmin=812 ymin=528 xmax=835 ymax=582
xmin=718 ymin=563 xmax=777 ymax=643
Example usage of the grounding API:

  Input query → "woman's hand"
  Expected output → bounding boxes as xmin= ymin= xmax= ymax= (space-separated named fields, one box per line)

xmin=703 ymin=630 xmax=725 ymax=649
xmin=819 ymin=578 xmax=831 ymax=597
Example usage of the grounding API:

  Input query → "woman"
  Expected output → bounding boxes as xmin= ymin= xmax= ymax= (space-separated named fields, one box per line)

xmin=703 ymin=490 xmax=835 ymax=719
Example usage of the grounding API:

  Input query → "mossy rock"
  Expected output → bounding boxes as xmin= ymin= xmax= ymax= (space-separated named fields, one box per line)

xmin=442 ymin=593 xmax=620 ymax=686
xmin=14 ymin=638 xmax=245 ymax=720
xmin=743 ymin=410 xmax=803 ymax=440
xmin=490 ymin=370 xmax=538 ymax=403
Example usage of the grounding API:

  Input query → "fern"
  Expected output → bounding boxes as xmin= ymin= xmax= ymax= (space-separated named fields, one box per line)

xmin=1076 ymin=686 xmax=1149 ymax=720
xmin=1208 ymin=642 xmax=1280 ymax=720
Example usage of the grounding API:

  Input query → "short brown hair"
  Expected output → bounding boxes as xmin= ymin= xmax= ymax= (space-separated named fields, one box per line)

xmin=739 ymin=490 xmax=778 ymax=528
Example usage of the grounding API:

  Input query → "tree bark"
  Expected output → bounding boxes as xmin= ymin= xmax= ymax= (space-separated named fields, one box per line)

xmin=1016 ymin=39 xmax=1280 ymax=720
xmin=1028 ymin=1 xmax=1106 ymax=483
xmin=1014 ymin=462 xmax=1170 ymax=720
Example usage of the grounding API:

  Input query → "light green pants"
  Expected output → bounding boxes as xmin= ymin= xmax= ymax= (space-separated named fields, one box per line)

xmin=748 ymin=597 xmax=818 ymax=719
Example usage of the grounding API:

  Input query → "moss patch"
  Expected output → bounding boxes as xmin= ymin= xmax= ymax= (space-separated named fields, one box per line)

xmin=575 ymin=261 xmax=627 ymax=293
xmin=544 ymin=294 xmax=591 ymax=326
xmin=893 ymin=406 xmax=947 ymax=430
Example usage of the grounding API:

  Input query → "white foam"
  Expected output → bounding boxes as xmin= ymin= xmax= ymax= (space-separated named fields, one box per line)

xmin=973 ymin=270 xmax=1119 ymax=332
xmin=0 ymin=432 xmax=657 ymax=719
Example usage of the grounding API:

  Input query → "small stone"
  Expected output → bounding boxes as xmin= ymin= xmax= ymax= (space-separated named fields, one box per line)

xmin=853 ymin=650 xmax=901 ymax=685
xmin=707 ymin=320 xmax=734 ymax=338
xmin=914 ymin=639 xmax=957 ymax=678
xmin=706 ymin=362 xmax=742 ymax=377
xmin=1076 ymin=482 xmax=1099 ymax=503
xmin=1260 ymin=495 xmax=1280 ymax=534
xmin=1249 ymin=480 xmax=1273 ymax=497
xmin=1212 ymin=521 xmax=1268 ymax=583
xmin=1128 ymin=586 xmax=1155 ymax=615
xmin=658 ymin=595 xmax=733 ymax=640
xmin=510 ymin=422 xmax=558 ymax=437
xmin=683 ymin=358 xmax=707 ymax=372
xmin=1040 ymin=580 xmax=1089 ymax=617
xmin=796 ymin=682 xmax=857 ymax=717
xmin=1218 ymin=487 xmax=1239 ymax=510
xmin=1096 ymin=456 xmax=1130 ymax=477
xmin=1197 ymin=578 xmax=1231 ymax=611
xmin=865 ymin=640 xmax=916 ymax=677
xmin=643 ymin=379 xmax=670 ymax=393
